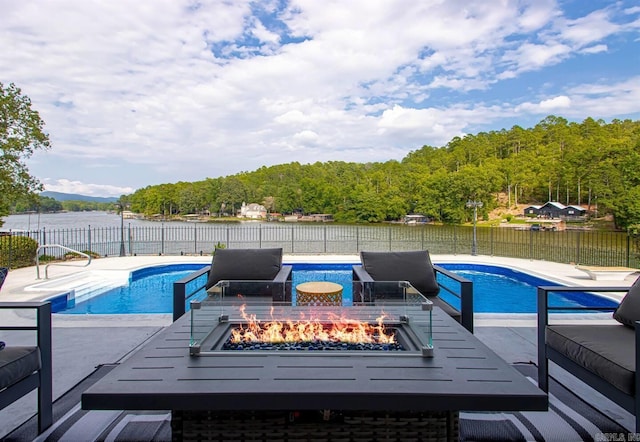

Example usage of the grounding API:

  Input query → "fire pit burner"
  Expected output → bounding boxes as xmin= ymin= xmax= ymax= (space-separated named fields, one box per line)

xmin=222 ymin=329 xmax=405 ymax=351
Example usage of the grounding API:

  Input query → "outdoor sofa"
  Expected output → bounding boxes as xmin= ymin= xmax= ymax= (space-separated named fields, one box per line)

xmin=538 ymin=275 xmax=640 ymax=431
xmin=352 ymin=250 xmax=474 ymax=332
xmin=173 ymin=248 xmax=292 ymax=321
xmin=0 ymin=301 xmax=53 ymax=434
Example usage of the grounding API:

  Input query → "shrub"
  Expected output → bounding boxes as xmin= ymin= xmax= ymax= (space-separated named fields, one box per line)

xmin=0 ymin=235 xmax=39 ymax=269
xmin=63 ymin=250 xmax=100 ymax=260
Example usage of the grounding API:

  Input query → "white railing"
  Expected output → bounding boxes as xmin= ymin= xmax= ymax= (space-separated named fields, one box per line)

xmin=36 ymin=244 xmax=92 ymax=279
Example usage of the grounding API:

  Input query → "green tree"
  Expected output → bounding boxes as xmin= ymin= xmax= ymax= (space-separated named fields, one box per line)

xmin=0 ymin=82 xmax=50 ymax=225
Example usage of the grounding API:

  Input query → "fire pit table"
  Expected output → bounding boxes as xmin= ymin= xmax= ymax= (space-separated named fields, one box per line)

xmin=82 ymin=280 xmax=547 ymax=442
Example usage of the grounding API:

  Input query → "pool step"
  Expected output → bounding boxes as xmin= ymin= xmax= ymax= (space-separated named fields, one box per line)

xmin=25 ymin=270 xmax=131 ymax=301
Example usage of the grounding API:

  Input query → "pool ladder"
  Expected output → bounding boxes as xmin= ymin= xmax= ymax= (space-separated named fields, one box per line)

xmin=36 ymin=244 xmax=92 ymax=280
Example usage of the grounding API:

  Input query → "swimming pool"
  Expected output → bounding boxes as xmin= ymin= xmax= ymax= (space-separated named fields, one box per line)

xmin=50 ymin=262 xmax=619 ymax=314
xmin=437 ymin=263 xmax=618 ymax=313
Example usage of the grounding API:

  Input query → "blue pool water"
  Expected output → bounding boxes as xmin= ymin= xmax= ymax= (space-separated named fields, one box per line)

xmin=51 ymin=262 xmax=619 ymax=314
xmin=436 ymin=263 xmax=618 ymax=313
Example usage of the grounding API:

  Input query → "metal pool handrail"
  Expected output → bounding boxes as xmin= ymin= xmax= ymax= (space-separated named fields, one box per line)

xmin=36 ymin=244 xmax=92 ymax=279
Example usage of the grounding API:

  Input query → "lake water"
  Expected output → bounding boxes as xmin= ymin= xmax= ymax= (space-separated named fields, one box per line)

xmin=1 ymin=211 xmax=204 ymax=231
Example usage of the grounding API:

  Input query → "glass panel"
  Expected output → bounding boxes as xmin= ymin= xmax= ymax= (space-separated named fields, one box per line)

xmin=190 ymin=280 xmax=432 ymax=356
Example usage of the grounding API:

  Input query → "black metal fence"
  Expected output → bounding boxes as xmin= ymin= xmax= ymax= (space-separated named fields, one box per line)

xmin=2 ymin=223 xmax=639 ymax=269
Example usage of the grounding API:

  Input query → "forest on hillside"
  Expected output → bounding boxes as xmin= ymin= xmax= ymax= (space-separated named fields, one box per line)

xmin=14 ymin=116 xmax=620 ymax=229
xmin=119 ymin=116 xmax=639 ymax=229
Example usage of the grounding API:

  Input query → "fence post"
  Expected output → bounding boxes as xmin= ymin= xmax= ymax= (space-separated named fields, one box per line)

xmin=421 ymin=226 xmax=425 ymax=250
xmin=8 ymin=231 xmax=13 ymax=269
xmin=226 ymin=225 xmax=230 ymax=248
xmin=128 ymin=224 xmax=132 ymax=255
xmin=356 ymin=226 xmax=359 ymax=253
xmin=291 ymin=225 xmax=294 ymax=253
xmin=453 ymin=225 xmax=457 ymax=255
xmin=529 ymin=228 xmax=533 ymax=260
xmin=490 ymin=227 xmax=494 ymax=256
xmin=388 ymin=225 xmax=392 ymax=251
xmin=88 ymin=225 xmax=92 ymax=255
xmin=627 ymin=233 xmax=631 ymax=268
xmin=575 ymin=230 xmax=581 ymax=265
xmin=259 ymin=224 xmax=262 ymax=249
xmin=194 ymin=224 xmax=197 ymax=254
xmin=161 ymin=223 xmax=165 ymax=255
xmin=324 ymin=224 xmax=327 ymax=253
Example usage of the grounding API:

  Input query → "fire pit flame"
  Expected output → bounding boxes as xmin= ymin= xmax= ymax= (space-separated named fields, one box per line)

xmin=230 ymin=305 xmax=397 ymax=345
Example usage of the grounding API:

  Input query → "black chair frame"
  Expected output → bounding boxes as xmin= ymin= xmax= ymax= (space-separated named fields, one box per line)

xmin=353 ymin=264 xmax=474 ymax=332
xmin=537 ymin=285 xmax=638 ymax=431
xmin=0 ymin=302 xmax=53 ymax=434
xmin=173 ymin=265 xmax=292 ymax=322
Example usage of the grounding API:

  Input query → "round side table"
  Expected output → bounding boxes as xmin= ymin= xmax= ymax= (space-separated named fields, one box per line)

xmin=295 ymin=281 xmax=343 ymax=306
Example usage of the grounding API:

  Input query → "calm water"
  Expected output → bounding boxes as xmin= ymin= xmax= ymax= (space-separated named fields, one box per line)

xmin=1 ymin=211 xmax=192 ymax=231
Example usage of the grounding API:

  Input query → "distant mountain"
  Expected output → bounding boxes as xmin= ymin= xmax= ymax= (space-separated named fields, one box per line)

xmin=40 ymin=191 xmax=119 ymax=203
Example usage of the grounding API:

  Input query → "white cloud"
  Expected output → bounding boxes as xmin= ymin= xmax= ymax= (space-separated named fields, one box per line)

xmin=0 ymin=0 xmax=638 ymax=192
xmin=43 ymin=179 xmax=134 ymax=197
xmin=515 ymin=96 xmax=571 ymax=113
xmin=580 ymin=44 xmax=608 ymax=54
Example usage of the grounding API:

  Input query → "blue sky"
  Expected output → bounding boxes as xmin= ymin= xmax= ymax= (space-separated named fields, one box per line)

xmin=1 ymin=0 xmax=639 ymax=197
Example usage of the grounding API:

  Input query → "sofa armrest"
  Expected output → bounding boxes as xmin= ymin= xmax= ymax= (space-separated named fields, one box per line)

xmin=352 ymin=265 xmax=373 ymax=283
xmin=274 ymin=265 xmax=292 ymax=283
xmin=173 ymin=266 xmax=211 ymax=322
xmin=272 ymin=265 xmax=292 ymax=302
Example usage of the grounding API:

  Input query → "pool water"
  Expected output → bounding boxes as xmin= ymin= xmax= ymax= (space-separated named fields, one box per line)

xmin=437 ymin=263 xmax=619 ymax=313
xmin=51 ymin=262 xmax=619 ymax=314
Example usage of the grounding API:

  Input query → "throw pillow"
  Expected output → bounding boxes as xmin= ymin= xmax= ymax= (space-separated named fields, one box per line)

xmin=205 ymin=248 xmax=283 ymax=290
xmin=360 ymin=250 xmax=440 ymax=296
xmin=613 ymin=275 xmax=640 ymax=328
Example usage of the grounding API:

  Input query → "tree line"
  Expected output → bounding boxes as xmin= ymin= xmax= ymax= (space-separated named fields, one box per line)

xmin=2 ymin=81 xmax=638 ymax=230
xmin=121 ymin=116 xmax=640 ymax=229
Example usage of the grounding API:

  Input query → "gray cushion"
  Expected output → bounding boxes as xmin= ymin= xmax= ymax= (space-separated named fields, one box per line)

xmin=360 ymin=250 xmax=440 ymax=296
xmin=205 ymin=248 xmax=283 ymax=290
xmin=0 ymin=346 xmax=41 ymax=390
xmin=613 ymin=275 xmax=640 ymax=328
xmin=546 ymin=324 xmax=635 ymax=395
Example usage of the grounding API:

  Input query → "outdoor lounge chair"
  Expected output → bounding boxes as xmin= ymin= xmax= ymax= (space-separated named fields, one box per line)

xmin=0 ymin=302 xmax=53 ymax=434
xmin=173 ymin=248 xmax=292 ymax=320
xmin=537 ymin=276 xmax=640 ymax=431
xmin=352 ymin=250 xmax=474 ymax=332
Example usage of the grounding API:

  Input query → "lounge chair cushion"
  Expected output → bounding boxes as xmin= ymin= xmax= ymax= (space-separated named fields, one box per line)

xmin=0 ymin=346 xmax=41 ymax=390
xmin=360 ymin=250 xmax=440 ymax=297
xmin=205 ymin=248 xmax=283 ymax=290
xmin=613 ymin=275 xmax=640 ymax=328
xmin=546 ymin=324 xmax=635 ymax=395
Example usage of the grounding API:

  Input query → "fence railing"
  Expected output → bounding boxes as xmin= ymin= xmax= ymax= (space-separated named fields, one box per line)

xmin=2 ymin=223 xmax=639 ymax=269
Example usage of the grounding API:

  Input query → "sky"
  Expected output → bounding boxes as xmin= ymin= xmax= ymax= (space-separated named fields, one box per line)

xmin=1 ymin=0 xmax=639 ymax=198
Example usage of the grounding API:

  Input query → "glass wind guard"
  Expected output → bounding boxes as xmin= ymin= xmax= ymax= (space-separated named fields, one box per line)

xmin=190 ymin=280 xmax=288 ymax=353
xmin=189 ymin=279 xmax=432 ymax=357
xmin=360 ymin=281 xmax=433 ymax=355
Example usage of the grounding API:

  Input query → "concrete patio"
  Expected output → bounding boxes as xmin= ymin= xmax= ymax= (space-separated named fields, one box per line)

xmin=0 ymin=254 xmax=637 ymax=439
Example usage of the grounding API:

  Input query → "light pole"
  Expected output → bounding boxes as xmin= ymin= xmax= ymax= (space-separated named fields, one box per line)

xmin=116 ymin=203 xmax=126 ymax=257
xmin=466 ymin=200 xmax=483 ymax=256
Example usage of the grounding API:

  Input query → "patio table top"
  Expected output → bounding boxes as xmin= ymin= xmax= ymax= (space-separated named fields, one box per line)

xmin=81 ymin=306 xmax=547 ymax=413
